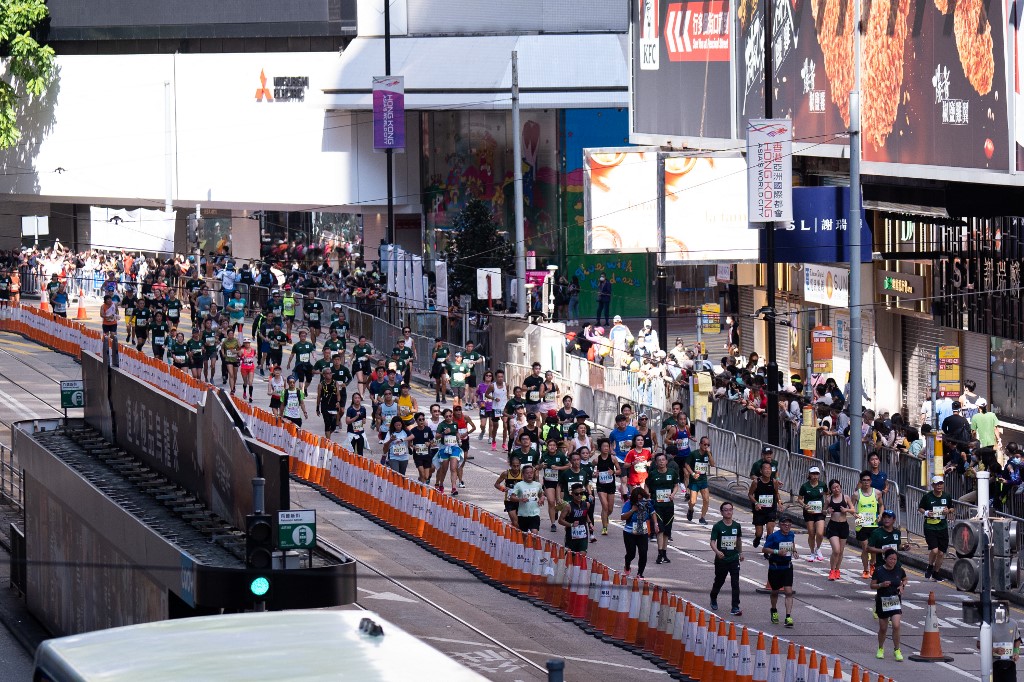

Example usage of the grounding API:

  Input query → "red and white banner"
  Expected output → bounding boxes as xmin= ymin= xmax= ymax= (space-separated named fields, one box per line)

xmin=664 ymin=1 xmax=730 ymax=63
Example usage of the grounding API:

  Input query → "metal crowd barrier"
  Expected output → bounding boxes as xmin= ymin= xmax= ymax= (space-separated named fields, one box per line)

xmin=0 ymin=443 xmax=23 ymax=512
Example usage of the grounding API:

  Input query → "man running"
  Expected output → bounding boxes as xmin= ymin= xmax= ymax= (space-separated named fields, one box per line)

xmin=710 ymin=502 xmax=744 ymax=616
xmin=762 ymin=516 xmax=797 ymax=627
xmin=749 ymin=461 xmax=780 ymax=548
xmin=288 ymin=329 xmax=317 ymax=393
xmin=867 ymin=509 xmax=908 ymax=571
xmin=316 ymin=368 xmax=342 ymax=439
xmin=854 ymin=471 xmax=883 ymax=579
xmin=918 ymin=476 xmax=954 ymax=581
xmin=870 ymin=549 xmax=907 ymax=661
xmin=647 ymin=452 xmax=680 ymax=564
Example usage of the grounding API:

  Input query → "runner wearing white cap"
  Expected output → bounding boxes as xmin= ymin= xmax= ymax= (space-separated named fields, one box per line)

xmin=798 ymin=467 xmax=827 ymax=561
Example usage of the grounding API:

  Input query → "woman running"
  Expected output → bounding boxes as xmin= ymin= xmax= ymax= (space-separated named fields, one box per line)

xmin=433 ymin=408 xmax=464 ymax=495
xmin=621 ymin=486 xmax=658 ymax=578
xmin=475 ymin=371 xmax=493 ymax=442
xmin=539 ymin=371 xmax=559 ymax=415
xmin=495 ymin=454 xmax=525 ymax=527
xmin=397 ymin=383 xmax=418 ymax=429
xmin=486 ymin=371 xmax=508 ymax=450
xmin=169 ymin=332 xmax=189 ymax=373
xmin=227 ymin=289 xmax=247 ymax=333
xmin=636 ymin=414 xmax=658 ymax=451
xmin=100 ymin=294 xmax=118 ymax=339
xmin=870 ymin=549 xmax=907 ymax=661
xmin=559 ymin=482 xmax=592 ymax=556
xmin=150 ymin=311 xmax=170 ymax=362
xmin=381 ymin=416 xmax=412 ymax=475
xmin=592 ymin=439 xmax=621 ymax=535
xmin=267 ymin=365 xmax=286 ymax=418
xmin=623 ymin=434 xmax=654 ymax=496
xmin=346 ymin=393 xmax=368 ymax=457
xmin=239 ymin=337 xmax=257 ymax=402
xmin=798 ymin=466 xmax=827 ymax=562
xmin=540 ymin=438 xmax=569 ymax=532
xmin=570 ymin=422 xmax=593 ymax=453
xmin=825 ymin=478 xmax=854 ymax=580
xmin=667 ymin=416 xmax=691 ymax=474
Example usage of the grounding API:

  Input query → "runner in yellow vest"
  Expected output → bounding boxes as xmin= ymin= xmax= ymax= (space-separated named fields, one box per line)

xmin=282 ymin=286 xmax=297 ymax=338
xmin=854 ymin=471 xmax=883 ymax=579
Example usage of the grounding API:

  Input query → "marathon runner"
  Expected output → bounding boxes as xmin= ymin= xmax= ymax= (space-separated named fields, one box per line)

xmin=396 ymin=328 xmax=414 ymax=387
xmin=854 ymin=471 xmax=883 ymax=579
xmin=281 ymin=285 xmax=296 ymax=337
xmin=918 ymin=476 xmax=955 ymax=581
xmin=376 ymin=389 xmax=399 ymax=445
xmin=797 ymin=466 xmax=827 ymax=562
xmin=266 ymin=321 xmax=288 ymax=376
xmin=558 ymin=450 xmax=593 ymax=538
xmin=288 ymin=329 xmax=317 ymax=393
xmin=512 ymin=464 xmax=544 ymax=534
xmin=169 ymin=332 xmax=189 ymax=373
xmin=867 ymin=509 xmax=907 ymax=571
xmin=433 ymin=407 xmax=464 ymax=495
xmin=200 ymin=317 xmax=219 ymax=383
xmin=345 ymin=393 xmax=368 ymax=457
xmin=636 ymin=413 xmax=658 ymax=451
xmin=303 ymin=295 xmax=323 ymax=341
xmin=381 ymin=416 xmax=412 ymax=474
xmin=239 ymin=337 xmax=257 ymax=402
xmin=448 ymin=352 xmax=471 ymax=406
xmin=510 ymin=432 xmax=540 ymax=470
xmin=351 ymin=335 xmax=374 ymax=395
xmin=825 ymin=479 xmax=853 ymax=580
xmin=647 ymin=453 xmax=680 ymax=564
xmin=430 ymin=338 xmax=450 ymax=403
xmin=685 ymin=436 xmax=714 ymax=524
xmin=221 ymin=327 xmax=241 ymax=394
xmin=709 ymin=502 xmax=744 ymax=616
xmin=280 ymin=375 xmax=308 ymax=427
xmin=570 ymin=422 xmax=593 ymax=453
xmin=870 ymin=549 xmax=907 ymax=661
xmin=495 ymin=454 xmax=524 ymax=526
xmin=100 ymin=294 xmax=118 ymax=338
xmin=559 ymin=482 xmax=592 ymax=556
xmin=150 ymin=311 xmax=170 ymax=362
xmin=0 ymin=268 xmax=12 ymax=307
xmin=540 ymin=438 xmax=569 ymax=531
xmin=620 ymin=486 xmax=656 ymax=578
xmin=267 ymin=365 xmax=286 ymax=418
xmin=316 ymin=368 xmax=343 ymax=440
xmin=762 ymin=516 xmax=797 ymax=627
xmin=463 ymin=340 xmax=483 ymax=406
xmin=538 ymin=370 xmax=559 ymax=414
xmin=474 ymin=371 xmax=493 ymax=442
xmin=397 ymin=383 xmax=418 ymax=429
xmin=622 ymin=434 xmax=653 ymax=502
xmin=451 ymin=404 xmax=475 ymax=485
xmin=186 ymin=328 xmax=205 ymax=380
xmin=409 ymin=412 xmax=435 ymax=484
xmin=591 ymin=439 xmax=620 ymax=536
xmin=164 ymin=288 xmax=182 ymax=330
xmin=227 ymin=290 xmax=246 ymax=333
xmin=522 ymin=362 xmax=544 ymax=415
xmin=748 ymin=461 xmax=780 ymax=548
xmin=485 ymin=369 xmax=508 ymax=450
xmin=608 ymin=414 xmax=639 ymax=463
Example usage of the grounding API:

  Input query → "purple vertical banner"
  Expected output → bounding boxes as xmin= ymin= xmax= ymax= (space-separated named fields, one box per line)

xmin=372 ymin=75 xmax=405 ymax=151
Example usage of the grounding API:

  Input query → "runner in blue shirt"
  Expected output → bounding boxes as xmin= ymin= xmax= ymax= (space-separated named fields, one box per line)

xmin=762 ymin=516 xmax=797 ymax=627
xmin=608 ymin=414 xmax=639 ymax=462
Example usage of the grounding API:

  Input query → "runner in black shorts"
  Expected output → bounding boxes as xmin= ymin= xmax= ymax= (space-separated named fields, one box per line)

xmin=748 ymin=461 xmax=780 ymax=548
xmin=824 ymin=479 xmax=853 ymax=580
xmin=495 ymin=455 xmax=524 ymax=526
xmin=409 ymin=412 xmax=435 ymax=484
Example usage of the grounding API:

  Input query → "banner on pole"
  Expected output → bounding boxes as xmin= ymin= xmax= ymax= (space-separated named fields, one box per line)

xmin=435 ymin=261 xmax=449 ymax=311
xmin=372 ymin=76 xmax=405 ymax=151
xmin=746 ymin=119 xmax=793 ymax=223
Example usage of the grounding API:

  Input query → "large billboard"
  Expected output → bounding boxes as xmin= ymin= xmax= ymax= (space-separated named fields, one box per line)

xmin=584 ymin=148 xmax=660 ymax=253
xmin=659 ymin=153 xmax=758 ymax=263
xmin=632 ymin=0 xmax=1015 ymax=181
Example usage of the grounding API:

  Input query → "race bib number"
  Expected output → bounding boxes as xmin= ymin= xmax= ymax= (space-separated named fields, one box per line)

xmin=993 ymin=642 xmax=1014 ymax=660
xmin=927 ymin=506 xmax=946 ymax=523
xmin=528 ymin=391 xmax=540 ymax=402
xmin=880 ymin=595 xmax=900 ymax=613
xmin=545 ymin=391 xmax=557 ymax=402
xmin=778 ymin=542 xmax=794 ymax=556
xmin=453 ymin=372 xmax=466 ymax=383
xmin=458 ymin=428 xmax=468 ymax=438
xmin=655 ymin=489 xmax=671 ymax=503
xmin=205 ymin=337 xmax=216 ymax=347
xmin=54 ymin=303 xmax=67 ymax=313
xmin=598 ymin=471 xmax=614 ymax=484
xmin=806 ymin=501 xmax=823 ymax=514
xmin=154 ymin=336 xmax=165 ymax=345
xmin=444 ymin=435 xmax=458 ymax=446
xmin=882 ymin=543 xmax=897 ymax=553
xmin=308 ymin=312 xmax=319 ymax=321
xmin=352 ymin=420 xmax=364 ymax=431
xmin=544 ymin=470 xmax=559 ymax=482
xmin=506 ymin=488 xmax=518 ymax=501
xmin=225 ymin=348 xmax=238 ymax=360
xmin=392 ymin=443 xmax=407 ymax=456
xmin=414 ymin=444 xmax=428 ymax=455
xmin=617 ymin=441 xmax=630 ymax=454
xmin=858 ymin=513 xmax=876 ymax=526
xmin=695 ymin=461 xmax=709 ymax=474
xmin=174 ymin=354 xmax=187 ymax=363
xmin=479 ymin=407 xmax=487 ymax=418
xmin=720 ymin=535 xmax=737 ymax=550
xmin=633 ymin=461 xmax=648 ymax=473
xmin=570 ymin=525 xmax=588 ymax=540
xmin=168 ymin=309 xmax=179 ymax=318
xmin=299 ymin=353 xmax=310 ymax=363
xmin=758 ymin=495 xmax=775 ymax=507
xmin=399 ymin=405 xmax=411 ymax=416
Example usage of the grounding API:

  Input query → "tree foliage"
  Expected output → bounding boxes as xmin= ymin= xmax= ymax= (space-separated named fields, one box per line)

xmin=447 ymin=199 xmax=514 ymax=306
xmin=0 ymin=0 xmax=55 ymax=148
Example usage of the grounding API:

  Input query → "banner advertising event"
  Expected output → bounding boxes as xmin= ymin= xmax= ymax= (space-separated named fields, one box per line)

xmin=372 ymin=76 xmax=405 ymax=151
xmin=746 ymin=119 xmax=792 ymax=223
xmin=584 ymin=148 xmax=659 ymax=253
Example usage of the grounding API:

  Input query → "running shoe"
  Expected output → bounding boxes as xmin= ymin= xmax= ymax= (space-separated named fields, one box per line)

xmin=827 ymin=570 xmax=835 ymax=580
xmin=550 ymin=524 xmax=557 ymax=532
xmin=590 ymin=535 xmax=597 ymax=543
xmin=893 ymin=649 xmax=903 ymax=662
xmin=661 ymin=554 xmax=671 ymax=563
xmin=451 ymin=489 xmax=459 ymax=496
xmin=805 ymin=555 xmax=816 ymax=563
xmin=784 ymin=615 xmax=794 ymax=628
xmin=248 ymin=396 xmax=252 ymax=403
xmin=932 ymin=574 xmax=943 ymax=582
xmin=458 ymin=481 xmax=466 ymax=489
xmin=861 ymin=570 xmax=871 ymax=579
xmin=602 ymin=527 xmax=608 ymax=536
xmin=436 ymin=484 xmax=444 ymax=493
xmin=656 ymin=555 xmax=665 ymax=565
xmin=699 ymin=518 xmax=707 ymax=525
xmin=623 ymin=567 xmax=631 ymax=575
xmin=924 ymin=566 xmax=932 ymax=580
xmin=814 ymin=551 xmax=825 ymax=562
xmin=753 ymin=537 xmax=761 ymax=548
xmin=730 ymin=607 xmax=742 ymax=616
xmin=876 ymin=648 xmax=884 ymax=659
xmin=687 ymin=507 xmax=694 ymax=522
xmin=259 ymin=368 xmax=265 ymax=377
xmin=710 ymin=599 xmax=719 ymax=610
xmin=770 ymin=610 xmax=779 ymax=624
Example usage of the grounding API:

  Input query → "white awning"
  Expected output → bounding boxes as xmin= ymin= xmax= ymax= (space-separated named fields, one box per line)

xmin=322 ymin=33 xmax=629 ymax=110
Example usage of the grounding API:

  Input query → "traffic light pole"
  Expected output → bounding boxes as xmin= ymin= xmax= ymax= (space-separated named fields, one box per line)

xmin=977 ymin=471 xmax=993 ymax=679
xmin=762 ymin=0 xmax=780 ymax=447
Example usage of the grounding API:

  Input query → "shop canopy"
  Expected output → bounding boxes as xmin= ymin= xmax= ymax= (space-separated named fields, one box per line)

xmin=321 ymin=33 xmax=629 ymax=110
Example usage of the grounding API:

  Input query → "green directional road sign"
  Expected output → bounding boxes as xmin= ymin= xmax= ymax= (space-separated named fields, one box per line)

xmin=278 ymin=509 xmax=316 ymax=550
xmin=60 ymin=380 xmax=85 ymax=409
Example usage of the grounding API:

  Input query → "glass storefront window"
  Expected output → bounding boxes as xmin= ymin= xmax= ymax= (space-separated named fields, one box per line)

xmin=991 ymin=337 xmax=1024 ymax=423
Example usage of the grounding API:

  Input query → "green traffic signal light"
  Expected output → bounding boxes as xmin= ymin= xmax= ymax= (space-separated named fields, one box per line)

xmin=250 ymin=576 xmax=270 ymax=597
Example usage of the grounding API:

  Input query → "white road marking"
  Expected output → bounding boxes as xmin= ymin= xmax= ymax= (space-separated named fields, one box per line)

xmin=419 ymin=636 xmax=668 ymax=673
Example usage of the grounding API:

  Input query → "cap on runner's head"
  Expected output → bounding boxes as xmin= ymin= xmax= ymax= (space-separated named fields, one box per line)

xmin=527 ymin=413 xmax=537 ymax=420
xmin=547 ymin=409 xmax=557 ymax=418
xmin=881 ymin=509 xmax=895 ymax=517
xmin=808 ymin=466 xmax=821 ymax=474
xmin=761 ymin=445 xmax=773 ymax=455
xmin=638 ymin=413 xmax=649 ymax=420
xmin=575 ymin=412 xmax=589 ymax=419
xmin=613 ymin=315 xmax=622 ymax=323
xmin=644 ymin=319 xmax=652 ymax=327
xmin=334 ymin=303 xmax=342 ymax=309
xmin=951 ymin=400 xmax=962 ymax=410
xmin=932 ymin=476 xmax=944 ymax=484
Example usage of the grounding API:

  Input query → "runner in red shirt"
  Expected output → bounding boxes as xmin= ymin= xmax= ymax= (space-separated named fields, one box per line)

xmin=623 ymin=434 xmax=653 ymax=491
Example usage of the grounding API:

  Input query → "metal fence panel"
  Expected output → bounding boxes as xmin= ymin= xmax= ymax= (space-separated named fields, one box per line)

xmin=786 ymin=453 xmax=826 ymax=498
xmin=708 ymin=426 xmax=741 ymax=491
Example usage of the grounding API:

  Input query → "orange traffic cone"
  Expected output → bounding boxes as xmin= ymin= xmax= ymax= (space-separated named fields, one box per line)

xmin=39 ymin=296 xmax=50 ymax=313
xmin=908 ymin=592 xmax=954 ymax=662
xmin=832 ymin=660 xmax=843 ymax=682
xmin=75 ymin=288 xmax=88 ymax=320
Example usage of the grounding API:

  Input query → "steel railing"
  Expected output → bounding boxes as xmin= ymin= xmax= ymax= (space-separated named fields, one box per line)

xmin=0 ymin=444 xmax=23 ymax=512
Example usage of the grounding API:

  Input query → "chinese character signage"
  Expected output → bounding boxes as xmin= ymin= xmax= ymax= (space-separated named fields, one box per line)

xmin=746 ymin=119 xmax=792 ymax=223
xmin=761 ymin=186 xmax=871 ymax=263
xmin=804 ymin=264 xmax=849 ymax=308
xmin=812 ymin=325 xmax=834 ymax=373
xmin=876 ymin=269 xmax=925 ymax=299
xmin=372 ymin=76 xmax=405 ymax=151
xmin=700 ymin=303 xmax=721 ymax=334
xmin=937 ymin=345 xmax=961 ymax=398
